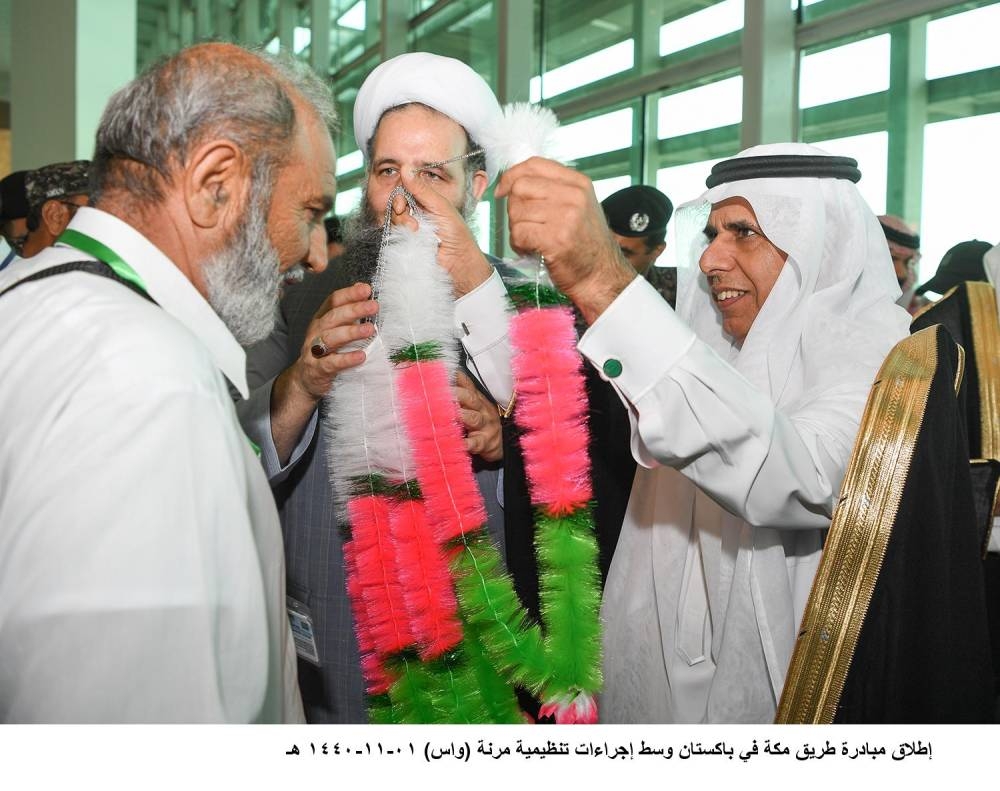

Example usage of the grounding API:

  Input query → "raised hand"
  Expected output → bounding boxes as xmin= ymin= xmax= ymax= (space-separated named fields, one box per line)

xmin=496 ymin=157 xmax=636 ymax=324
xmin=394 ymin=175 xmax=493 ymax=297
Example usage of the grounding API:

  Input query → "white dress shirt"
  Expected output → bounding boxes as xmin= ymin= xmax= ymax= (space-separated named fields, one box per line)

xmin=0 ymin=207 xmax=303 ymax=723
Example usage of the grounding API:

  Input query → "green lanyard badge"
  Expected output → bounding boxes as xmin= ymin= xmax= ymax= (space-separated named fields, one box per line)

xmin=58 ymin=228 xmax=149 ymax=296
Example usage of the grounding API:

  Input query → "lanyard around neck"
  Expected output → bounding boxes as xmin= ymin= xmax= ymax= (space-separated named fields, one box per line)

xmin=58 ymin=228 xmax=149 ymax=296
xmin=55 ymin=228 xmax=261 ymax=458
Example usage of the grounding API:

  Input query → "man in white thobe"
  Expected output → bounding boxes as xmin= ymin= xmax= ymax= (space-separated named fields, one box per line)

xmin=0 ymin=43 xmax=336 ymax=722
xmin=497 ymin=142 xmax=911 ymax=722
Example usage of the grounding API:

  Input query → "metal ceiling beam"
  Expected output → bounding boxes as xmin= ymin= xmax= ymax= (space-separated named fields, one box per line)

xmin=885 ymin=17 xmax=928 ymax=223
xmin=796 ymin=0 xmax=957 ymax=48
xmin=550 ymin=41 xmax=740 ymax=122
xmin=741 ymin=0 xmax=797 ymax=147
xmin=310 ymin=0 xmax=330 ymax=75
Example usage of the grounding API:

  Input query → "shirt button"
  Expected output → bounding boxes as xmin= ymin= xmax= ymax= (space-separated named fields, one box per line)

xmin=603 ymin=358 xmax=623 ymax=378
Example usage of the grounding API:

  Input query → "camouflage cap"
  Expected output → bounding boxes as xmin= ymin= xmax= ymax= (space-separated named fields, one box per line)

xmin=25 ymin=160 xmax=91 ymax=212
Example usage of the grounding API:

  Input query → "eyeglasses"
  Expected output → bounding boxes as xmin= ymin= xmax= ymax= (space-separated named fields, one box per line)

xmin=2 ymin=231 xmax=27 ymax=256
xmin=57 ymin=199 xmax=86 ymax=216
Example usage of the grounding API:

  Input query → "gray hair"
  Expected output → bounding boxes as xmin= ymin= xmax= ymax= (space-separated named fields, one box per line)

xmin=91 ymin=44 xmax=337 ymax=207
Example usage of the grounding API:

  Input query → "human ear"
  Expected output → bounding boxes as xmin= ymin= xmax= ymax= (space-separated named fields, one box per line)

xmin=41 ymin=200 xmax=70 ymax=236
xmin=183 ymin=139 xmax=249 ymax=229
xmin=41 ymin=200 xmax=66 ymax=235
xmin=471 ymin=170 xmax=489 ymax=202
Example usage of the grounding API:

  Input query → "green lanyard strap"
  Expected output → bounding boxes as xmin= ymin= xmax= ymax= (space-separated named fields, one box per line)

xmin=55 ymin=228 xmax=261 ymax=459
xmin=58 ymin=228 xmax=149 ymax=296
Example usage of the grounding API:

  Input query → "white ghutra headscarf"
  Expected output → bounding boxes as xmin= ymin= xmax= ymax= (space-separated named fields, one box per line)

xmin=673 ymin=142 xmax=908 ymax=413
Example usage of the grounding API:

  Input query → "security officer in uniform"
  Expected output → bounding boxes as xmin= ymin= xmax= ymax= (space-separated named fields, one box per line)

xmin=601 ymin=184 xmax=675 ymax=307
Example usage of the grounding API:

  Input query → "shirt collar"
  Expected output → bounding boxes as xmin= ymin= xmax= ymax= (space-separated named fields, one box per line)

xmin=58 ymin=207 xmax=250 ymax=398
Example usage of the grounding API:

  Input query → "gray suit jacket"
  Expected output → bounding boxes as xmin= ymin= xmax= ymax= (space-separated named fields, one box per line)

xmin=237 ymin=260 xmax=506 ymax=723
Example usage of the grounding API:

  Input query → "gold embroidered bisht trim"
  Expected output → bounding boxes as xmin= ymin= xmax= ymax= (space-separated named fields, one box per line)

xmin=775 ymin=326 xmax=960 ymax=724
xmin=910 ymin=283 xmax=958 ymax=323
xmin=966 ymin=281 xmax=1000 ymax=460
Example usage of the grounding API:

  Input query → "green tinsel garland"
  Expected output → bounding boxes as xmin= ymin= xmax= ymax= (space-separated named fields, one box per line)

xmin=506 ymin=283 xmax=570 ymax=310
xmin=459 ymin=626 xmax=525 ymax=723
xmin=390 ymin=340 xmax=445 ymax=364
xmin=346 ymin=473 xmax=422 ymax=500
xmin=535 ymin=508 xmax=603 ymax=695
xmin=449 ymin=532 xmax=550 ymax=694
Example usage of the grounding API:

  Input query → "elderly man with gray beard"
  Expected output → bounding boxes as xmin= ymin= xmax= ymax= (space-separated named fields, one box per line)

xmin=0 ymin=42 xmax=335 ymax=722
xmin=237 ymin=52 xmax=515 ymax=723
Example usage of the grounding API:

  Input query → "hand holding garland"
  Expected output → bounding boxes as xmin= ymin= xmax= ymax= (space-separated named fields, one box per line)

xmin=455 ymin=370 xmax=503 ymax=463
xmin=496 ymin=157 xmax=637 ymax=326
xmin=392 ymin=173 xmax=493 ymax=298
xmin=269 ymin=283 xmax=377 ymax=464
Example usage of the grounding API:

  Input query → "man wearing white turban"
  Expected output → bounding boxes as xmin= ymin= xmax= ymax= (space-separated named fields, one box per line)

xmin=497 ymin=143 xmax=911 ymax=722
xmin=237 ymin=52 xmax=514 ymax=722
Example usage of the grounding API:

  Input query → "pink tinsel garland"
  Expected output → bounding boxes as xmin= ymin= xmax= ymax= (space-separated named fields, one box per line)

xmin=389 ymin=497 xmax=463 ymax=659
xmin=509 ymin=305 xmax=599 ymax=725
xmin=396 ymin=360 xmax=488 ymax=542
xmin=346 ymin=495 xmax=416 ymax=657
xmin=344 ymin=535 xmax=395 ymax=695
xmin=509 ymin=307 xmax=592 ymax=516
xmin=539 ymin=692 xmax=598 ymax=724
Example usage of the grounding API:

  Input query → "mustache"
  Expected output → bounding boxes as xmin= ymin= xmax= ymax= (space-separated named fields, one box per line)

xmin=339 ymin=184 xmax=480 ymax=287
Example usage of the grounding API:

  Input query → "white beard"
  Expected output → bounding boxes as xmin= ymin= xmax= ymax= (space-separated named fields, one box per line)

xmin=202 ymin=195 xmax=282 ymax=346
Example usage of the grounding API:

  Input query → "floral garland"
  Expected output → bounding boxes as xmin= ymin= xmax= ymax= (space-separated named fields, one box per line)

xmin=323 ymin=105 xmax=601 ymax=723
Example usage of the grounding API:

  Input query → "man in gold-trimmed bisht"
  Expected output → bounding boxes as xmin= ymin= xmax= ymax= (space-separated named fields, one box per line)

xmin=497 ymin=142 xmax=912 ymax=722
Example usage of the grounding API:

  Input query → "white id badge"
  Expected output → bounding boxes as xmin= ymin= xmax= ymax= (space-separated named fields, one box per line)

xmin=286 ymin=595 xmax=320 ymax=665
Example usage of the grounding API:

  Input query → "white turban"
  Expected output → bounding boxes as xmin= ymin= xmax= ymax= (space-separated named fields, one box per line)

xmin=353 ymin=52 xmax=504 ymax=183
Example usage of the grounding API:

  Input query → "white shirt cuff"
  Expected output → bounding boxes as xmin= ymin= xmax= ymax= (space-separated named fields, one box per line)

xmin=577 ymin=276 xmax=697 ymax=405
xmin=455 ymin=269 xmax=514 ymax=404
xmin=237 ymin=376 xmax=318 ymax=484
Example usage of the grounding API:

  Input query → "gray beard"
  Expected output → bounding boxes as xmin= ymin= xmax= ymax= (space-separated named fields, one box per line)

xmin=202 ymin=194 xmax=282 ymax=346
xmin=340 ymin=183 xmax=479 ymax=287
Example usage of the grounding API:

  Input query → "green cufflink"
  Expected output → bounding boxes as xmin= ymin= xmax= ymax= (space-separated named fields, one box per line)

xmin=602 ymin=358 xmax=623 ymax=378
